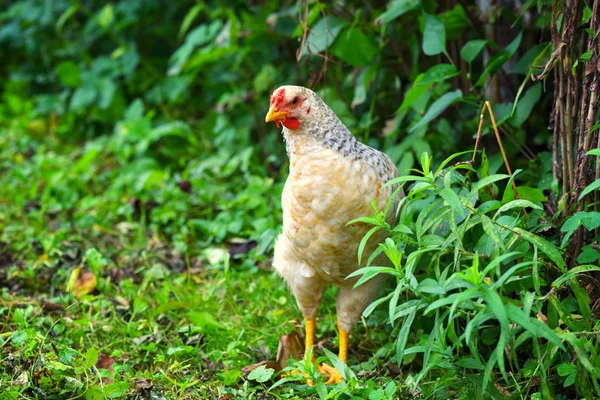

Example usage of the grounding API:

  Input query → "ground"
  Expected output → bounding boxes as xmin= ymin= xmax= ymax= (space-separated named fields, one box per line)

xmin=0 ymin=126 xmax=403 ymax=399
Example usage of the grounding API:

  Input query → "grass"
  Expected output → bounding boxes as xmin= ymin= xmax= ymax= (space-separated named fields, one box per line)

xmin=0 ymin=120 xmax=403 ymax=399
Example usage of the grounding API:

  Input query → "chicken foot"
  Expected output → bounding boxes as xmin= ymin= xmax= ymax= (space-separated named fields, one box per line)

xmin=292 ymin=318 xmax=347 ymax=385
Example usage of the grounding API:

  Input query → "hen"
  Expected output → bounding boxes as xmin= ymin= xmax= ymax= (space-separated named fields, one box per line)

xmin=266 ymin=85 xmax=401 ymax=384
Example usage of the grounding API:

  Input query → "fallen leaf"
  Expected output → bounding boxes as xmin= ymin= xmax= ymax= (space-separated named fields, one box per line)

xmin=135 ymin=378 xmax=152 ymax=391
xmin=114 ymin=296 xmax=130 ymax=310
xmin=96 ymin=354 xmax=114 ymax=373
xmin=242 ymin=361 xmax=282 ymax=377
xmin=276 ymin=330 xmax=304 ymax=367
xmin=13 ymin=371 xmax=28 ymax=386
xmin=494 ymin=383 xmax=512 ymax=396
xmin=226 ymin=239 xmax=257 ymax=257
xmin=42 ymin=301 xmax=62 ymax=313
xmin=241 ymin=330 xmax=304 ymax=378
xmin=537 ymin=310 xmax=548 ymax=325
xmin=67 ymin=267 xmax=97 ymax=298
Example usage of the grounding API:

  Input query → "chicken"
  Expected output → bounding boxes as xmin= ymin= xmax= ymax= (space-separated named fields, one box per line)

xmin=265 ymin=85 xmax=401 ymax=384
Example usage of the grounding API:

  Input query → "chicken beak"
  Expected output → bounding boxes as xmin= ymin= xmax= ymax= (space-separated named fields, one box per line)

xmin=265 ymin=107 xmax=290 ymax=123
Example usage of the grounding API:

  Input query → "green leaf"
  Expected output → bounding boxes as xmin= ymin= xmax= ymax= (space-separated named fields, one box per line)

xmin=564 ymin=372 xmax=576 ymax=387
xmin=494 ymin=199 xmax=542 ymax=219
xmin=248 ymin=365 xmax=275 ymax=383
xmin=577 ymin=247 xmax=600 ymax=264
xmin=579 ymin=178 xmax=600 ymax=200
xmin=253 ymin=64 xmax=276 ymax=93
xmin=363 ymin=292 xmax=393 ymax=318
xmin=562 ymin=332 xmax=600 ymax=377
xmin=56 ymin=5 xmax=79 ymax=34
xmin=580 ymin=50 xmax=593 ymax=62
xmin=471 ymin=174 xmax=510 ymax=194
xmin=561 ymin=211 xmax=600 ymax=232
xmin=424 ymin=290 xmax=481 ymax=316
xmin=178 ymin=4 xmax=204 ymax=40
xmin=333 ymin=28 xmax=378 ymax=67
xmin=440 ymin=187 xmax=465 ymax=218
xmin=56 ymin=61 xmax=81 ymax=87
xmin=419 ymin=64 xmax=459 ymax=85
xmin=418 ymin=278 xmax=446 ymax=295
xmin=97 ymin=78 xmax=116 ymax=109
xmin=513 ymin=227 xmax=566 ymax=271
xmin=349 ymin=267 xmax=402 ymax=288
xmin=347 ymin=216 xmax=381 ymax=226
xmin=460 ymin=40 xmax=487 ymax=63
xmin=502 ymin=185 xmax=547 ymax=203
xmin=475 ymin=33 xmax=522 ymax=87
xmin=409 ymin=89 xmax=462 ymax=132
xmin=587 ymin=149 xmax=600 ymax=156
xmin=323 ymin=348 xmax=356 ymax=381
xmin=422 ymin=13 xmax=446 ymax=56
xmin=357 ymin=226 xmax=382 ymax=264
xmin=303 ymin=16 xmax=346 ymax=55
xmin=482 ymin=341 xmax=497 ymax=390
xmin=85 ymin=248 xmax=107 ymax=272
xmin=484 ymin=288 xmax=508 ymax=330
xmin=383 ymin=175 xmax=432 ymax=188
xmin=552 ymin=265 xmax=600 ymax=288
xmin=168 ymin=21 xmax=222 ymax=75
xmin=97 ymin=4 xmax=114 ymax=29
xmin=511 ymin=83 xmax=542 ymax=127
xmin=70 ymin=85 xmax=97 ymax=110
xmin=505 ymin=304 xmax=564 ymax=349
xmin=377 ymin=0 xmax=420 ymax=26
xmin=85 ymin=347 xmax=99 ymax=369
xmin=395 ymin=306 xmax=417 ymax=364
xmin=397 ymin=75 xmax=429 ymax=113
xmin=583 ymin=7 xmax=593 ymax=23
xmin=187 ymin=311 xmax=226 ymax=331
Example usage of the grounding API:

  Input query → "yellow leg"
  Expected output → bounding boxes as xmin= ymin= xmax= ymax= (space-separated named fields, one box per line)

xmin=290 ymin=318 xmax=316 ymax=385
xmin=337 ymin=320 xmax=349 ymax=363
xmin=318 ymin=320 xmax=347 ymax=385
xmin=304 ymin=317 xmax=316 ymax=360
xmin=293 ymin=318 xmax=346 ymax=385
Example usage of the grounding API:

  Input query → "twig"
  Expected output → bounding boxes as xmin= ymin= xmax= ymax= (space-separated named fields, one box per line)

xmin=484 ymin=101 xmax=524 ymax=206
xmin=472 ymin=101 xmax=528 ymax=219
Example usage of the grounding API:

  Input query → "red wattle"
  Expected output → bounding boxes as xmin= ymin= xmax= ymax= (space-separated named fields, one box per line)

xmin=282 ymin=117 xmax=300 ymax=130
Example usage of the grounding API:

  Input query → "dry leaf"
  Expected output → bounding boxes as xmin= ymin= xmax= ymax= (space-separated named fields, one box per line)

xmin=494 ymin=383 xmax=512 ymax=397
xmin=276 ymin=330 xmax=304 ymax=367
xmin=67 ymin=267 xmax=97 ymax=298
xmin=42 ymin=300 xmax=62 ymax=312
xmin=135 ymin=379 xmax=152 ymax=391
xmin=226 ymin=239 xmax=257 ymax=257
xmin=242 ymin=330 xmax=304 ymax=378
xmin=242 ymin=360 xmax=282 ymax=377
xmin=96 ymin=354 xmax=114 ymax=373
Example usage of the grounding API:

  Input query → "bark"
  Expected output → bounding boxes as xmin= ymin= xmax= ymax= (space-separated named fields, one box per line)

xmin=549 ymin=0 xmax=600 ymax=265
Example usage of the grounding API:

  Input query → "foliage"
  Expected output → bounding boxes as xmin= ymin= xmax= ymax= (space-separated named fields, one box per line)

xmin=354 ymin=151 xmax=600 ymax=398
xmin=0 ymin=0 xmax=598 ymax=398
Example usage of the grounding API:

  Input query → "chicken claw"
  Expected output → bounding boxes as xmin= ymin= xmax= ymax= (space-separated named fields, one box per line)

xmin=318 ymin=363 xmax=343 ymax=385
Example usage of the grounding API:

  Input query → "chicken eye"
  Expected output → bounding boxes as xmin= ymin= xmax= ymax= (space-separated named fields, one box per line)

xmin=291 ymin=97 xmax=299 ymax=105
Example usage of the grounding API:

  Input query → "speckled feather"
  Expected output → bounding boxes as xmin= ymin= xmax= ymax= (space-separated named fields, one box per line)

xmin=270 ymin=85 xmax=402 ymax=332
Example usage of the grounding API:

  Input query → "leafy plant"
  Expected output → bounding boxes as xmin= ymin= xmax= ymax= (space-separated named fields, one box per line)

xmin=355 ymin=151 xmax=600 ymax=398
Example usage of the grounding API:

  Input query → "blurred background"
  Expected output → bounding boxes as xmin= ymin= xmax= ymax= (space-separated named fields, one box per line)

xmin=1 ymin=0 xmax=590 ymax=398
xmin=0 ymin=0 xmax=553 ymax=256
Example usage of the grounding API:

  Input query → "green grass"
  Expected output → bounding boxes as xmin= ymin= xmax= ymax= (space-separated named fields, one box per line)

xmin=0 ymin=122 xmax=404 ymax=399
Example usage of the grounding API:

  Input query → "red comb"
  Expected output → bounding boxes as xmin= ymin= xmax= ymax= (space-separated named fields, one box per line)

xmin=271 ymin=88 xmax=286 ymax=107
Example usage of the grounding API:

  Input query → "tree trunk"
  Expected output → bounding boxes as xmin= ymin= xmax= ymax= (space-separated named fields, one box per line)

xmin=549 ymin=0 xmax=600 ymax=265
